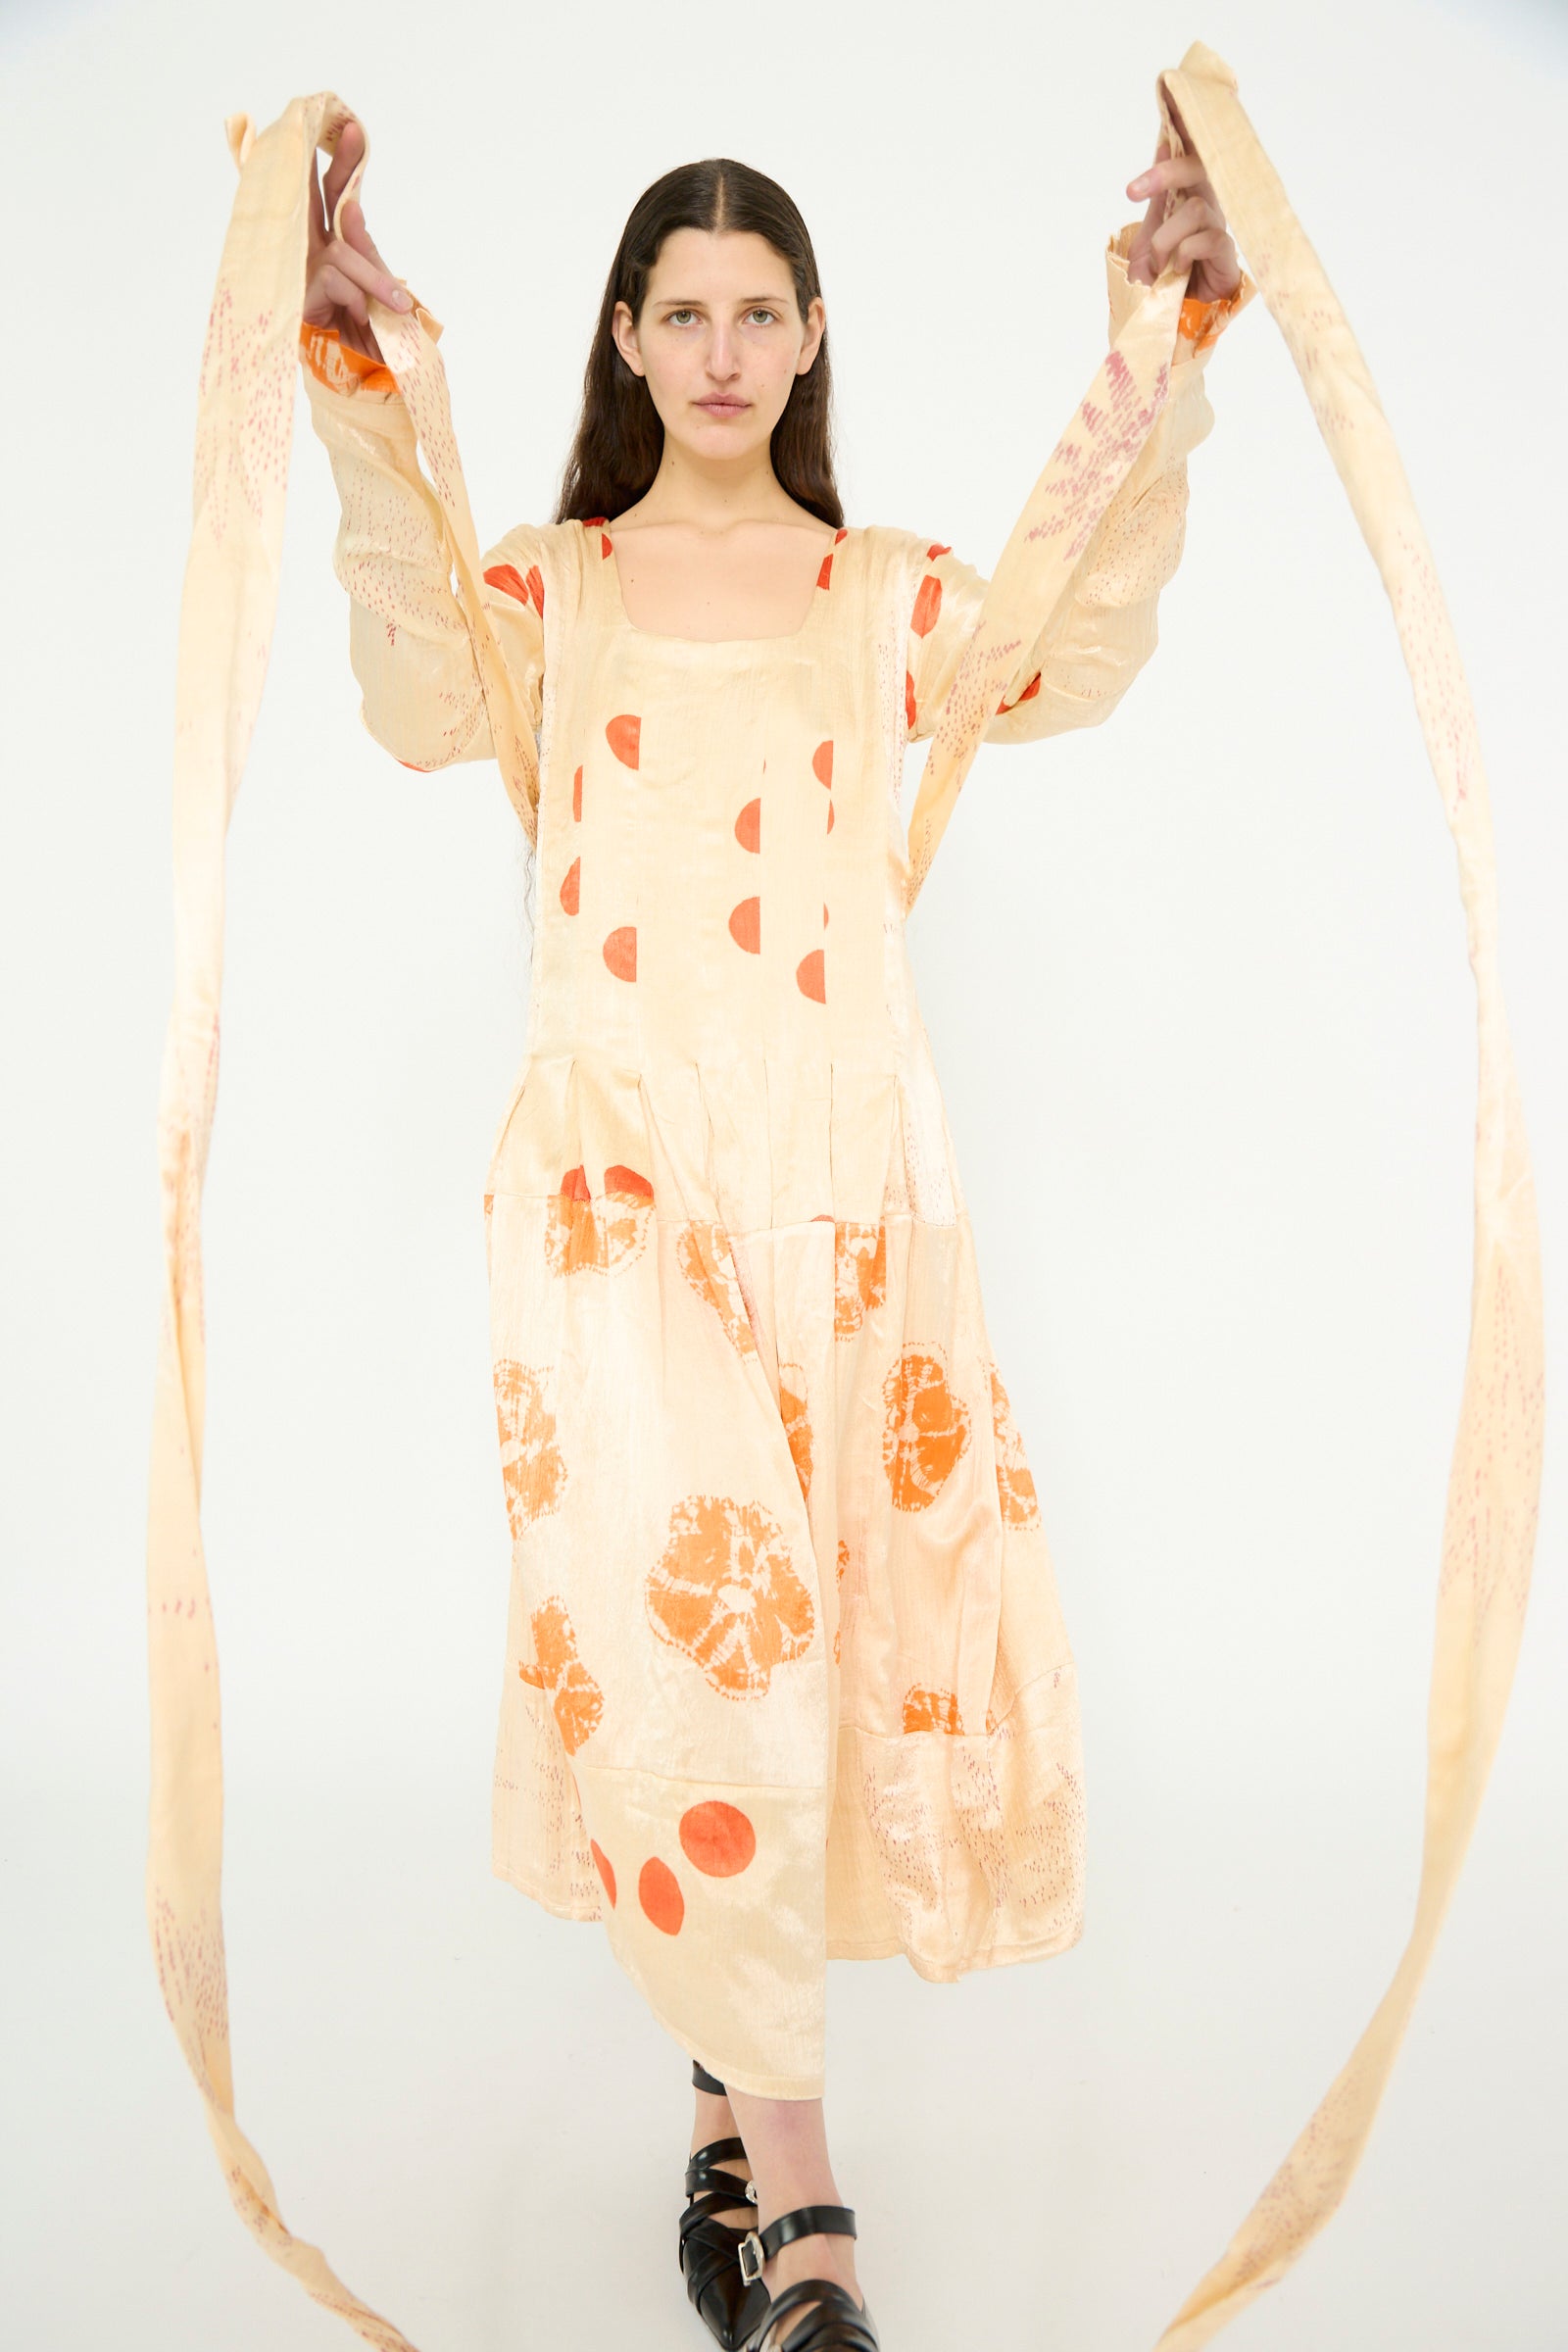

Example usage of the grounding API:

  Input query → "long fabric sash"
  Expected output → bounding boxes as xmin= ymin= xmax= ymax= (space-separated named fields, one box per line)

xmin=147 ymin=47 xmax=1543 ymax=2349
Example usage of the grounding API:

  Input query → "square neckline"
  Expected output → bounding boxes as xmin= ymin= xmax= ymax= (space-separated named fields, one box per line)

xmin=588 ymin=514 xmax=852 ymax=651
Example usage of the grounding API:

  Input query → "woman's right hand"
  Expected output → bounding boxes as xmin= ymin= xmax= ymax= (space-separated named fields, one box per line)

xmin=303 ymin=115 xmax=413 ymax=365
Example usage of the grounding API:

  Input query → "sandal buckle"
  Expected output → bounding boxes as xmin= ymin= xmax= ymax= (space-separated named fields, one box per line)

xmin=737 ymin=2229 xmax=764 ymax=2285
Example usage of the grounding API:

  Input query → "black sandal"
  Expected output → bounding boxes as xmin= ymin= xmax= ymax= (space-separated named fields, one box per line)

xmin=680 ymin=2057 xmax=770 ymax=2350
xmin=734 ymin=2203 xmax=879 ymax=2351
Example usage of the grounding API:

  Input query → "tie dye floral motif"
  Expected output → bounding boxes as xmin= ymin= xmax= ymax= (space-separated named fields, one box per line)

xmin=293 ymin=191 xmax=1249 ymax=2101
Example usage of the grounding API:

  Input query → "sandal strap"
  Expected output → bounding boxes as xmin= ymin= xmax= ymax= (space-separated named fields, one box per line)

xmin=691 ymin=2056 xmax=728 ymax=2095
xmin=737 ymin=2202 xmax=856 ymax=2285
xmin=746 ymin=2276 xmax=878 ymax=2351
xmin=685 ymin=2133 xmax=755 ymax=2198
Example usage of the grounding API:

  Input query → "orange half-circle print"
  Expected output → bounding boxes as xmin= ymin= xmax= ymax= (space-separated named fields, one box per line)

xmin=516 ymin=1594 xmax=603 ymax=1754
xmin=729 ymin=897 xmax=760 ymax=954
xmin=796 ymin=948 xmax=825 ymax=1003
xmin=679 ymin=1800 xmax=757 ymax=1878
xmin=638 ymin=1855 xmax=685 ymax=1935
xmin=590 ymin=1839 xmax=616 ymax=1906
xmin=572 ymin=764 xmax=583 ymax=819
xmin=832 ymin=1536 xmax=852 ymax=1665
xmin=646 ymin=1494 xmax=814 ymax=1699
xmin=910 ymin=572 xmax=943 ymax=638
xmin=606 ymin=713 xmax=641 ymax=768
xmin=492 ymin=1358 xmax=568 ymax=1539
xmin=987 ymin=1361 xmax=1042 ymax=1527
xmin=834 ymin=1220 xmax=887 ymax=1339
xmin=882 ymin=1345 xmax=971 ymax=1511
xmin=605 ymin=1163 xmax=655 ymax=1200
xmin=603 ymin=924 xmax=637 ymax=980
xmin=903 ymin=1684 xmax=964 ymax=1735
xmin=676 ymin=1222 xmax=759 ymax=1358
xmin=560 ymin=856 xmax=580 ymax=914
xmin=734 ymin=797 xmax=760 ymax=853
xmin=904 ymin=668 xmax=917 ymax=732
xmin=811 ymin=740 xmax=833 ymax=788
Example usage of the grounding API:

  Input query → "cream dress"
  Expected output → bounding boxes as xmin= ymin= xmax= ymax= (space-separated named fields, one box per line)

xmin=147 ymin=54 xmax=1545 ymax=2344
xmin=297 ymin=228 xmax=1248 ymax=2097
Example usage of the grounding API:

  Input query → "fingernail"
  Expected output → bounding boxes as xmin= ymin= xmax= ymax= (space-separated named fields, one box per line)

xmin=1129 ymin=173 xmax=1150 ymax=194
xmin=391 ymin=287 xmax=413 ymax=309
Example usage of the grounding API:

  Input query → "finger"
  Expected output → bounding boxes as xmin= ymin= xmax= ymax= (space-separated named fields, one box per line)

xmin=325 ymin=232 xmax=408 ymax=314
xmin=318 ymin=259 xmax=373 ymax=328
xmin=1149 ymin=192 xmax=1212 ymax=270
xmin=1129 ymin=150 xmax=1212 ymax=204
xmin=319 ymin=114 xmax=364 ymax=241
xmin=1173 ymin=227 xmax=1232 ymax=268
xmin=339 ymin=196 xmax=390 ymax=276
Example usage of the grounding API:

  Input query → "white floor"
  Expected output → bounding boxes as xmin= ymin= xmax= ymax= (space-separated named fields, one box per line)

xmin=6 ymin=1722 xmax=1561 ymax=2350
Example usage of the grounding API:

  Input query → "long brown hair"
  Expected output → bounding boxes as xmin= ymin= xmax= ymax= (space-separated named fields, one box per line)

xmin=552 ymin=158 xmax=843 ymax=529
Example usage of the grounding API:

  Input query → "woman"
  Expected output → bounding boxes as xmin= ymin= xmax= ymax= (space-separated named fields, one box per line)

xmin=298 ymin=109 xmax=1249 ymax=2352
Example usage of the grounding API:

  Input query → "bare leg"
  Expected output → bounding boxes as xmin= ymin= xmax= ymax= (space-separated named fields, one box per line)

xmin=721 ymin=2084 xmax=864 ymax=2320
xmin=690 ymin=2080 xmax=756 ymax=2230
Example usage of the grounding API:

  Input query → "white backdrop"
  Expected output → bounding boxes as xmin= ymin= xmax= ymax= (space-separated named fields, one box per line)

xmin=2 ymin=0 xmax=1563 ymax=2345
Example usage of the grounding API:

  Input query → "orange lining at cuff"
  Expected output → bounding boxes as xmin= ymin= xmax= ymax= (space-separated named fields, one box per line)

xmin=298 ymin=318 xmax=400 ymax=396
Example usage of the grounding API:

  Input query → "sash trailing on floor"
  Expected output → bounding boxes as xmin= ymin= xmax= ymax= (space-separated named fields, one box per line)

xmin=147 ymin=41 xmax=1544 ymax=2348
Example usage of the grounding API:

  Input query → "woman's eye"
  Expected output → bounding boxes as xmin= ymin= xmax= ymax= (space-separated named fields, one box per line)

xmin=664 ymin=307 xmax=777 ymax=327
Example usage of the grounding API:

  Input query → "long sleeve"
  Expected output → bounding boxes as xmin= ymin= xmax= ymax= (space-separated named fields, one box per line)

xmin=298 ymin=318 xmax=548 ymax=771
xmin=904 ymin=221 xmax=1255 ymax=745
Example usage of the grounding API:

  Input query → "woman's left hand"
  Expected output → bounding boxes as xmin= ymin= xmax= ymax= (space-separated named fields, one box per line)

xmin=1123 ymin=85 xmax=1242 ymax=301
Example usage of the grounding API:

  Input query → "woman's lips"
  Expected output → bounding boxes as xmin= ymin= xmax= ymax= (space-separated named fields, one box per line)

xmin=696 ymin=398 xmax=748 ymax=414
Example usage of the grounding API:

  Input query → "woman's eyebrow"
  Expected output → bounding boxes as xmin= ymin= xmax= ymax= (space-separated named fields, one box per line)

xmin=653 ymin=292 xmax=791 ymax=307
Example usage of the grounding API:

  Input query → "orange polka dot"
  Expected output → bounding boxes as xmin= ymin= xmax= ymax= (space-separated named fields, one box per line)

xmin=582 ymin=514 xmax=608 ymax=528
xmin=910 ymin=573 xmax=943 ymax=638
xmin=560 ymin=856 xmax=580 ymax=914
xmin=811 ymin=740 xmax=833 ymax=788
xmin=734 ymin=797 xmax=760 ymax=852
xmin=483 ymin=562 xmax=538 ymax=610
xmin=729 ymin=898 xmax=760 ymax=954
xmin=826 ymin=801 xmax=835 ymax=834
xmin=560 ymin=1162 xmax=590 ymax=1201
xmin=606 ymin=713 xmax=641 ymax=768
xmin=591 ymin=1838 xmax=616 ymax=1906
xmin=604 ymin=925 xmax=637 ymax=979
xmin=834 ymin=526 xmax=848 ymax=543
xmin=796 ymin=948 xmax=825 ymax=1003
xmin=572 ymin=764 xmax=583 ymax=819
xmin=679 ymin=1800 xmax=757 ymax=1878
xmin=816 ymin=550 xmax=835 ymax=590
xmin=601 ymin=533 xmax=613 ymax=558
xmin=639 ymin=1855 xmax=685 ymax=1934
xmin=905 ymin=668 xmax=917 ymax=732
xmin=926 ymin=541 xmax=951 ymax=561
xmin=822 ymin=903 xmax=828 ymax=927
xmin=605 ymin=1163 xmax=655 ymax=1200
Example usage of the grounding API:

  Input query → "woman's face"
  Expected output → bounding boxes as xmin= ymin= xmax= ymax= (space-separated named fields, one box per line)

xmin=612 ymin=226 xmax=825 ymax=467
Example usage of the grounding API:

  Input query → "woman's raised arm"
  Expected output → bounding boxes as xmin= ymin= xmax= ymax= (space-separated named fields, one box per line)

xmin=298 ymin=117 xmax=548 ymax=773
xmin=903 ymin=221 xmax=1254 ymax=748
xmin=299 ymin=330 xmax=549 ymax=771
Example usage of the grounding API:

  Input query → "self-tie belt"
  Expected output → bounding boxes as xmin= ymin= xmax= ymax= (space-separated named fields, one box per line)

xmin=147 ymin=40 xmax=1544 ymax=2349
